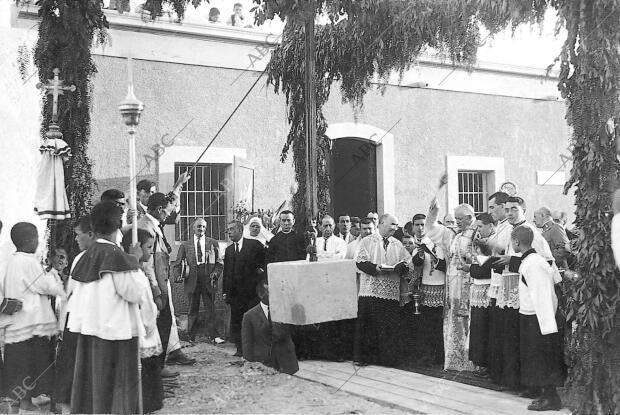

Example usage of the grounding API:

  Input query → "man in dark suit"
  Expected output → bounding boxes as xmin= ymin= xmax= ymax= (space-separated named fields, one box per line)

xmin=173 ymin=218 xmax=223 ymax=342
xmin=242 ymin=280 xmax=298 ymax=375
xmin=223 ymin=220 xmax=266 ymax=357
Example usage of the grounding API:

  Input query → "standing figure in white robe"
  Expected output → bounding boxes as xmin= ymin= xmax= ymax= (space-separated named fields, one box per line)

xmin=427 ymin=199 xmax=476 ymax=372
xmin=512 ymin=225 xmax=564 ymax=411
xmin=355 ymin=214 xmax=411 ymax=367
xmin=491 ymin=196 xmax=558 ymax=390
xmin=68 ymin=202 xmax=147 ymax=414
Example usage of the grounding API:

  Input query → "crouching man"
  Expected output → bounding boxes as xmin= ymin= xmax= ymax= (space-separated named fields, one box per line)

xmin=241 ymin=280 xmax=298 ymax=375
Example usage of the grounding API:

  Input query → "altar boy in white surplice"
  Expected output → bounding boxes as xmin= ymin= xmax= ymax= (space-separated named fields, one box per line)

xmin=68 ymin=201 xmax=148 ymax=414
xmin=511 ymin=225 xmax=564 ymax=412
xmin=355 ymin=214 xmax=410 ymax=367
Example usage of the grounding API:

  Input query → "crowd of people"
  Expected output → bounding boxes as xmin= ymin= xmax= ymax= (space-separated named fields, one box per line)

xmin=104 ymin=0 xmax=258 ymax=28
xmin=0 ymin=169 xmax=578 ymax=413
xmin=283 ymin=190 xmax=574 ymax=413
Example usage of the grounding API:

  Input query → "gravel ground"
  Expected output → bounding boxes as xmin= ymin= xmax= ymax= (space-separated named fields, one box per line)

xmin=157 ymin=340 xmax=405 ymax=414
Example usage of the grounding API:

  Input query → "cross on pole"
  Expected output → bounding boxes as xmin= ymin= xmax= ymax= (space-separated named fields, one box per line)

xmin=36 ymin=68 xmax=76 ymax=123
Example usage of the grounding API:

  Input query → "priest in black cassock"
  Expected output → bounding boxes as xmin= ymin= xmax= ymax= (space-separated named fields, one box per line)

xmin=265 ymin=210 xmax=308 ymax=358
xmin=265 ymin=210 xmax=307 ymax=264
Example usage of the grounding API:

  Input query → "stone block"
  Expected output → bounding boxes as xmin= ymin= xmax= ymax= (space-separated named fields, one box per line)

xmin=267 ymin=259 xmax=358 ymax=325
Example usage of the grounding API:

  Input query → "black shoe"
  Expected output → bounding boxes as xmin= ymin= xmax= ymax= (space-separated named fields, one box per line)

xmin=473 ymin=367 xmax=490 ymax=378
xmin=161 ymin=367 xmax=180 ymax=378
xmin=519 ymin=387 xmax=541 ymax=399
xmin=167 ymin=350 xmax=196 ymax=365
xmin=527 ymin=397 xmax=562 ymax=411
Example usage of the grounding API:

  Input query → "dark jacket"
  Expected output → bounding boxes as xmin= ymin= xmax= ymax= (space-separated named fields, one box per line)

xmin=265 ymin=231 xmax=307 ymax=265
xmin=223 ymin=238 xmax=266 ymax=304
xmin=540 ymin=221 xmax=570 ymax=269
xmin=241 ymin=303 xmax=298 ymax=375
xmin=138 ymin=215 xmax=170 ymax=303
xmin=173 ymin=236 xmax=223 ymax=296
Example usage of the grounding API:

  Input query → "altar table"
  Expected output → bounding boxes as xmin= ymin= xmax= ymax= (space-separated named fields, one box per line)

xmin=267 ymin=259 xmax=358 ymax=325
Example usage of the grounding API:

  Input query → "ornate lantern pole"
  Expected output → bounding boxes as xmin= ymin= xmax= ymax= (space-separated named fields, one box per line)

xmin=118 ymin=58 xmax=144 ymax=248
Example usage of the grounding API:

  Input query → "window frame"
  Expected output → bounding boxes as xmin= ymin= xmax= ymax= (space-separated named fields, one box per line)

xmin=174 ymin=162 xmax=229 ymax=242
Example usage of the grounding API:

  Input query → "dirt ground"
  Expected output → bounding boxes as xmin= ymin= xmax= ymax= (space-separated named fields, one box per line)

xmin=157 ymin=340 xmax=405 ymax=414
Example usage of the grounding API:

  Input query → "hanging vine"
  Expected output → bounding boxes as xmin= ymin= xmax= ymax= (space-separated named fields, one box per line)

xmin=261 ymin=0 xmax=545 ymax=225
xmin=555 ymin=1 xmax=620 ymax=413
xmin=32 ymin=0 xmax=108 ymax=257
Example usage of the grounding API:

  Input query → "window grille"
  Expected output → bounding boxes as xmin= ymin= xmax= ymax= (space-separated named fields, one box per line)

xmin=174 ymin=163 xmax=228 ymax=241
xmin=458 ymin=171 xmax=488 ymax=215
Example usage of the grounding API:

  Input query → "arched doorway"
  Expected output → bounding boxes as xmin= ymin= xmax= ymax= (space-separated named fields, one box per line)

xmin=329 ymin=138 xmax=377 ymax=217
xmin=326 ymin=123 xmax=395 ymax=216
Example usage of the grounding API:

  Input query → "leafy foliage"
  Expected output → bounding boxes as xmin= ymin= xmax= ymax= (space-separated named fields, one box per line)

xmin=554 ymin=1 xmax=620 ymax=413
xmin=33 ymin=0 xmax=108 ymax=256
xmin=264 ymin=0 xmax=545 ymax=224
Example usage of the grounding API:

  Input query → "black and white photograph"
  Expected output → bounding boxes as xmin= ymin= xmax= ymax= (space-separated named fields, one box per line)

xmin=1 ymin=0 xmax=619 ymax=413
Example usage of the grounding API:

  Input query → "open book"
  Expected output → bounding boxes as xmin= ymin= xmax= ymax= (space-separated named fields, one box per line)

xmin=379 ymin=261 xmax=406 ymax=271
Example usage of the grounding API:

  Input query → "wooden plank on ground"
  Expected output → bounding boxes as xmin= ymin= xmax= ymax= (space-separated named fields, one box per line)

xmin=306 ymin=361 xmax=529 ymax=414
xmin=298 ymin=361 xmax=566 ymax=415
xmin=297 ymin=368 xmax=456 ymax=415
xmin=300 ymin=364 xmax=495 ymax=415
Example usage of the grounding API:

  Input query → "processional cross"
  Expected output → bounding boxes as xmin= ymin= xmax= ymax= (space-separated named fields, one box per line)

xmin=36 ymin=68 xmax=76 ymax=123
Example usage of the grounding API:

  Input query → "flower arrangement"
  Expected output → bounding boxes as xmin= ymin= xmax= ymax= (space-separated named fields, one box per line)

xmin=232 ymin=200 xmax=251 ymax=223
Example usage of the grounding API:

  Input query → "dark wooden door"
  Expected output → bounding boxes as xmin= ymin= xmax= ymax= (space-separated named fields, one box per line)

xmin=329 ymin=138 xmax=377 ymax=217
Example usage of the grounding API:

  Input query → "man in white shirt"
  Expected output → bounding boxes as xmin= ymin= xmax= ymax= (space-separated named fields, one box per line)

xmin=173 ymin=218 xmax=223 ymax=343
xmin=346 ymin=218 xmax=375 ymax=259
xmin=316 ymin=216 xmax=347 ymax=260
xmin=305 ymin=216 xmax=350 ymax=361
xmin=337 ymin=214 xmax=356 ymax=243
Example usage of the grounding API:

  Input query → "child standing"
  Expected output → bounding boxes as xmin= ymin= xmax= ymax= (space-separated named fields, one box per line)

xmin=54 ymin=215 xmax=96 ymax=413
xmin=3 ymin=222 xmax=65 ymax=412
xmin=511 ymin=225 xmax=564 ymax=411
xmin=122 ymin=229 xmax=163 ymax=413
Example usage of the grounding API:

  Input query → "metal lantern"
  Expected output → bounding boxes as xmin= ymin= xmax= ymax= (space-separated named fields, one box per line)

xmin=118 ymin=85 xmax=144 ymax=135
xmin=117 ymin=58 xmax=144 ymax=248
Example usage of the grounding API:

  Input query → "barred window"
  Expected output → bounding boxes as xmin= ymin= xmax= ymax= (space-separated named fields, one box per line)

xmin=458 ymin=171 xmax=488 ymax=215
xmin=174 ymin=163 xmax=228 ymax=242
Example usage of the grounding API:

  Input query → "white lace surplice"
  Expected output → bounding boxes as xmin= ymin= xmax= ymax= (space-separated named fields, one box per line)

xmin=501 ymin=222 xmax=557 ymax=310
xmin=356 ymin=233 xmax=411 ymax=301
